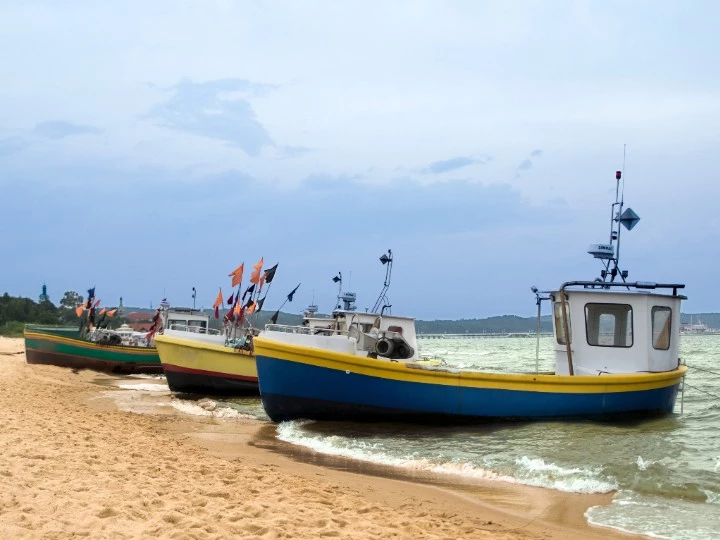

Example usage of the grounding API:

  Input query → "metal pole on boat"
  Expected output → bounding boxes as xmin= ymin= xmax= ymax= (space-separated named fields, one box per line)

xmin=535 ymin=299 xmax=541 ymax=374
xmin=560 ymin=291 xmax=574 ymax=375
xmin=532 ymin=287 xmax=542 ymax=374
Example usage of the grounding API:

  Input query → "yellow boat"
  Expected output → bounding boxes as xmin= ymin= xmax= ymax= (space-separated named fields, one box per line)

xmin=154 ymin=332 xmax=257 ymax=395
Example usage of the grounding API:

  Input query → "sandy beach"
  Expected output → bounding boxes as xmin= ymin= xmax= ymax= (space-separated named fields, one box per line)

xmin=0 ymin=336 xmax=633 ymax=539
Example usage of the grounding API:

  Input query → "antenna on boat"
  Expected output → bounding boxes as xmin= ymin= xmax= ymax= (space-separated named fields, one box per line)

xmin=332 ymin=271 xmax=356 ymax=311
xmin=587 ymin=150 xmax=640 ymax=284
xmin=371 ymin=249 xmax=393 ymax=314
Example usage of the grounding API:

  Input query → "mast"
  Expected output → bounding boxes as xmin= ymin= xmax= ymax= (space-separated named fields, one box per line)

xmin=587 ymin=162 xmax=640 ymax=285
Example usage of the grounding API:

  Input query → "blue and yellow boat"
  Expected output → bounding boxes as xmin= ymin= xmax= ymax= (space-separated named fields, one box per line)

xmin=254 ymin=171 xmax=688 ymax=423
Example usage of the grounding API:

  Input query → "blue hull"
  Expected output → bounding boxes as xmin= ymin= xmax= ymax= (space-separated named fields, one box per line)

xmin=256 ymin=355 xmax=681 ymax=423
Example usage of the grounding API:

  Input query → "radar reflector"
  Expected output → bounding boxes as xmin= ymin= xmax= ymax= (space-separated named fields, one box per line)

xmin=619 ymin=208 xmax=640 ymax=231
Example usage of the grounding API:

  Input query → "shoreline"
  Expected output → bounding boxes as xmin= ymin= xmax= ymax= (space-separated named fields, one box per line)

xmin=1 ymin=336 xmax=636 ymax=539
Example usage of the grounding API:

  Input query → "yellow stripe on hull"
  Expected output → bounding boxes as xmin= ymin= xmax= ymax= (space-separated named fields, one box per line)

xmin=253 ymin=337 xmax=687 ymax=394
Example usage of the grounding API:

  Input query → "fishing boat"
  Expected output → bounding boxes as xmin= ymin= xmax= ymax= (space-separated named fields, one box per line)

xmin=254 ymin=172 xmax=689 ymax=422
xmin=152 ymin=261 xmax=289 ymax=395
xmin=24 ymin=297 xmax=210 ymax=374
xmin=153 ymin=329 xmax=257 ymax=394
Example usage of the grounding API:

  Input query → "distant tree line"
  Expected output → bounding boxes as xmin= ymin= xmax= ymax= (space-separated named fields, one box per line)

xmin=3 ymin=290 xmax=720 ymax=337
xmin=415 ymin=315 xmax=554 ymax=335
xmin=0 ymin=291 xmax=129 ymax=336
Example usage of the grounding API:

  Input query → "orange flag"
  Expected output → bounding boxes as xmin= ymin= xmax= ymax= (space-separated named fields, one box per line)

xmin=245 ymin=301 xmax=256 ymax=315
xmin=75 ymin=305 xmax=84 ymax=317
xmin=98 ymin=308 xmax=107 ymax=316
xmin=258 ymin=273 xmax=267 ymax=293
xmin=93 ymin=299 xmax=101 ymax=308
xmin=213 ymin=288 xmax=224 ymax=308
xmin=233 ymin=302 xmax=242 ymax=315
xmin=106 ymin=309 xmax=117 ymax=317
xmin=250 ymin=257 xmax=263 ymax=284
xmin=228 ymin=263 xmax=244 ymax=287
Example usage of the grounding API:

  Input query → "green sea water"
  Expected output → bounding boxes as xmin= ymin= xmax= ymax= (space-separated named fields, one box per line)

xmin=262 ymin=334 xmax=720 ymax=539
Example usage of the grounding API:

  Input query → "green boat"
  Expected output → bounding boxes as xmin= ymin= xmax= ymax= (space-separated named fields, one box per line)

xmin=24 ymin=325 xmax=162 ymax=374
xmin=23 ymin=303 xmax=212 ymax=374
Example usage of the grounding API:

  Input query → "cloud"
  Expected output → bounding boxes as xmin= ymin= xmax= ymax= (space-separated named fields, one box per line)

xmin=144 ymin=78 xmax=275 ymax=156
xmin=517 ymin=159 xmax=533 ymax=170
xmin=516 ymin=149 xmax=543 ymax=173
xmin=281 ymin=145 xmax=312 ymax=158
xmin=422 ymin=155 xmax=487 ymax=174
xmin=0 ymin=137 xmax=29 ymax=157
xmin=33 ymin=121 xmax=103 ymax=139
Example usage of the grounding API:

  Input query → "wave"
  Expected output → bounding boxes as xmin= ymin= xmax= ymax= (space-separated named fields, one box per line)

xmin=276 ymin=421 xmax=615 ymax=494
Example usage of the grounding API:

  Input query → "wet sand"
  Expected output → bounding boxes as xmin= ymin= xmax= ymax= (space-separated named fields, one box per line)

xmin=0 ymin=336 xmax=634 ymax=539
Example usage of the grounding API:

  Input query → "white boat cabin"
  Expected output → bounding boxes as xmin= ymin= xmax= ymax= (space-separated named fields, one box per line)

xmin=162 ymin=306 xmax=211 ymax=333
xmin=159 ymin=305 xmax=224 ymax=344
xmin=263 ymin=310 xmax=420 ymax=361
xmin=551 ymin=284 xmax=684 ymax=376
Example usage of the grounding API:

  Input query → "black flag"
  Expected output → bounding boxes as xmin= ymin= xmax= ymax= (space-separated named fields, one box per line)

xmin=242 ymin=283 xmax=255 ymax=300
xmin=263 ymin=264 xmax=278 ymax=284
xmin=286 ymin=283 xmax=301 ymax=302
xmin=269 ymin=310 xmax=280 ymax=324
xmin=332 ymin=273 xmax=341 ymax=283
xmin=256 ymin=295 xmax=266 ymax=312
xmin=85 ymin=287 xmax=96 ymax=308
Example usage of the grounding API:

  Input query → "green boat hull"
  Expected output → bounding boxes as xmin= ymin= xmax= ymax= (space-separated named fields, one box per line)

xmin=24 ymin=325 xmax=161 ymax=374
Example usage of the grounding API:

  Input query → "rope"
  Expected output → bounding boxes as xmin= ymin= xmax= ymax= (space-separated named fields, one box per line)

xmin=686 ymin=364 xmax=720 ymax=377
xmin=683 ymin=382 xmax=720 ymax=401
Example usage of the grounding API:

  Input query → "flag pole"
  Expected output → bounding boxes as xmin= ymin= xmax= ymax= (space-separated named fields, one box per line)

xmin=267 ymin=283 xmax=301 ymax=326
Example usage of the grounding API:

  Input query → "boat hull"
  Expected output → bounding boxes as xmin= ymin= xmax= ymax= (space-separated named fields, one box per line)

xmin=153 ymin=334 xmax=258 ymax=395
xmin=254 ymin=337 xmax=687 ymax=422
xmin=24 ymin=326 xmax=161 ymax=374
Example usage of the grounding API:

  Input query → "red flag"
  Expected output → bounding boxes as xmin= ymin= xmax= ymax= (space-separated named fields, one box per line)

xmin=214 ymin=306 xmax=219 ymax=319
xmin=249 ymin=257 xmax=263 ymax=284
xmin=228 ymin=263 xmax=244 ymax=288
xmin=93 ymin=299 xmax=101 ymax=308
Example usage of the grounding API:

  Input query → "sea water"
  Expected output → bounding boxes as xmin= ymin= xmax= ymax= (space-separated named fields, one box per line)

xmin=163 ymin=334 xmax=720 ymax=539
xmin=221 ymin=334 xmax=720 ymax=539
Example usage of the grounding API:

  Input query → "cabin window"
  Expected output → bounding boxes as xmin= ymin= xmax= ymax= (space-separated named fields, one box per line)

xmin=553 ymin=300 xmax=572 ymax=345
xmin=188 ymin=320 xmax=207 ymax=330
xmin=168 ymin=319 xmax=188 ymax=329
xmin=387 ymin=325 xmax=403 ymax=335
xmin=584 ymin=303 xmax=633 ymax=348
xmin=652 ymin=306 xmax=672 ymax=350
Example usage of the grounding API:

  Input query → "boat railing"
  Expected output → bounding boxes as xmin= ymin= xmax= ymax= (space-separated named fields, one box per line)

xmin=264 ymin=324 xmax=350 ymax=337
xmin=168 ymin=324 xmax=222 ymax=336
xmin=561 ymin=280 xmax=686 ymax=297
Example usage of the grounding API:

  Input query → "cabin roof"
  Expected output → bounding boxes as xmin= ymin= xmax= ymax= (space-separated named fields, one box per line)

xmin=555 ymin=288 xmax=686 ymax=301
xmin=554 ymin=280 xmax=686 ymax=301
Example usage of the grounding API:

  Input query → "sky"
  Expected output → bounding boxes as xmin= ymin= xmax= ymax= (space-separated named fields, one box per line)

xmin=1 ymin=0 xmax=719 ymax=319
